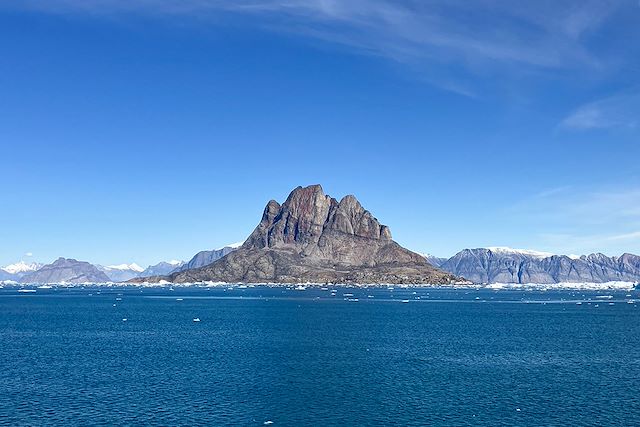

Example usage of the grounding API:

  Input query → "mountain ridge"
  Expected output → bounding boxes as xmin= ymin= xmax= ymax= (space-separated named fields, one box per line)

xmin=436 ymin=248 xmax=640 ymax=284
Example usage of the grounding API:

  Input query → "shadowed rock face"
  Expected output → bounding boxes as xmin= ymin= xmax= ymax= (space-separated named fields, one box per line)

xmin=158 ymin=185 xmax=458 ymax=284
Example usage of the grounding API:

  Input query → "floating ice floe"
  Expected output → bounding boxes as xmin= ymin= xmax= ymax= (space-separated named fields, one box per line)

xmin=485 ymin=281 xmax=635 ymax=291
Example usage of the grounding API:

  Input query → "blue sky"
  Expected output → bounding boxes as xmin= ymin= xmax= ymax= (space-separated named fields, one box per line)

xmin=1 ymin=0 xmax=639 ymax=267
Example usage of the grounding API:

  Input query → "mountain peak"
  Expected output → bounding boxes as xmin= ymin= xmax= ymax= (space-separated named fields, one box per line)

xmin=1 ymin=260 xmax=42 ymax=275
xmin=245 ymin=185 xmax=391 ymax=251
xmin=21 ymin=258 xmax=109 ymax=284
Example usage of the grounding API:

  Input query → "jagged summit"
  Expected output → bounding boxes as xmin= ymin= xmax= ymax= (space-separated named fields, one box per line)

xmin=244 ymin=185 xmax=392 ymax=254
xmin=144 ymin=185 xmax=458 ymax=284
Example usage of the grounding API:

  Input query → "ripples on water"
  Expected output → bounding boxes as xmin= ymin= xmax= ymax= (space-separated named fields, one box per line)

xmin=1 ymin=286 xmax=639 ymax=426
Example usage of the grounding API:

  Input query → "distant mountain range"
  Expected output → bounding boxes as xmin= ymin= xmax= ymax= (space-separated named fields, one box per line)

xmin=5 ymin=245 xmax=640 ymax=286
xmin=3 ymin=192 xmax=640 ymax=286
xmin=426 ymin=247 xmax=640 ymax=284
xmin=8 ymin=258 xmax=191 ymax=284
xmin=2 ymin=250 xmax=236 ymax=284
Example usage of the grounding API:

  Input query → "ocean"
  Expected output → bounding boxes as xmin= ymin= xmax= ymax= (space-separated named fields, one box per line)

xmin=1 ymin=286 xmax=639 ymax=426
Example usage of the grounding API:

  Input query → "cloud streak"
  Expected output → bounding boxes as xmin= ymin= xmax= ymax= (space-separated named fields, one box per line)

xmin=509 ymin=185 xmax=640 ymax=255
xmin=4 ymin=0 xmax=632 ymax=73
xmin=561 ymin=90 xmax=640 ymax=130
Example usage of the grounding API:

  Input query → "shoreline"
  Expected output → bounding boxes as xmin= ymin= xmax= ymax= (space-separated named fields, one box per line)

xmin=1 ymin=280 xmax=637 ymax=291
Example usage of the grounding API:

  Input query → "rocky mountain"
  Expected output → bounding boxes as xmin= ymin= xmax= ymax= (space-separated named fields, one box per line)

xmin=143 ymin=185 xmax=458 ymax=285
xmin=20 ymin=258 xmax=110 ymax=284
xmin=438 ymin=247 xmax=640 ymax=284
xmin=97 ymin=263 xmax=144 ymax=282
xmin=140 ymin=260 xmax=185 ymax=277
xmin=172 ymin=244 xmax=241 ymax=273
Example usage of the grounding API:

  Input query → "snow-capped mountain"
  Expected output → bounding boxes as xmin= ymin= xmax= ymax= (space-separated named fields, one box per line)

xmin=1 ymin=261 xmax=43 ymax=281
xmin=438 ymin=248 xmax=640 ymax=284
xmin=97 ymin=263 xmax=144 ymax=282
xmin=2 ymin=261 xmax=43 ymax=275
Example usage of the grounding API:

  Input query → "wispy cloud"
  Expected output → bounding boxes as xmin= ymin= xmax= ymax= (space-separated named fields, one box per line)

xmin=531 ymin=186 xmax=574 ymax=199
xmin=509 ymin=185 xmax=640 ymax=255
xmin=561 ymin=90 xmax=640 ymax=130
xmin=5 ymin=0 xmax=632 ymax=75
xmin=606 ymin=230 xmax=640 ymax=241
xmin=513 ymin=186 xmax=640 ymax=225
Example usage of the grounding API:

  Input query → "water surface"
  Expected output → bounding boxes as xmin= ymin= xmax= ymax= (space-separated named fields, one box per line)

xmin=1 ymin=286 xmax=639 ymax=426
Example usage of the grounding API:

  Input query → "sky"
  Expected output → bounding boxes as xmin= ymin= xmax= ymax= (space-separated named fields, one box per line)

xmin=1 ymin=0 xmax=639 ymax=267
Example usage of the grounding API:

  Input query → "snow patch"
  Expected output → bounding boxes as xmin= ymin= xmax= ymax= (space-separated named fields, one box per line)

xmin=105 ymin=263 xmax=144 ymax=272
xmin=2 ymin=261 xmax=42 ymax=274
xmin=216 ymin=241 xmax=244 ymax=250
xmin=486 ymin=247 xmax=555 ymax=259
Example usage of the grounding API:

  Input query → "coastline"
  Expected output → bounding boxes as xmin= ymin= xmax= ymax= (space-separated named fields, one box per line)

xmin=2 ymin=280 xmax=637 ymax=291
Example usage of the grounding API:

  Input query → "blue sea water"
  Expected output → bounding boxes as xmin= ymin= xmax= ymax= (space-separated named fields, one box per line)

xmin=1 ymin=286 xmax=639 ymax=426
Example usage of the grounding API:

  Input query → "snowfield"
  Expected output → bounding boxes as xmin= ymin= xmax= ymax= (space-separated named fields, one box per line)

xmin=486 ymin=281 xmax=636 ymax=291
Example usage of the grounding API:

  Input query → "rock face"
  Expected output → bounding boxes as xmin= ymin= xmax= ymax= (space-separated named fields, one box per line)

xmin=20 ymin=258 xmax=110 ymax=284
xmin=439 ymin=248 xmax=640 ymax=284
xmin=172 ymin=246 xmax=238 ymax=273
xmin=158 ymin=185 xmax=458 ymax=284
